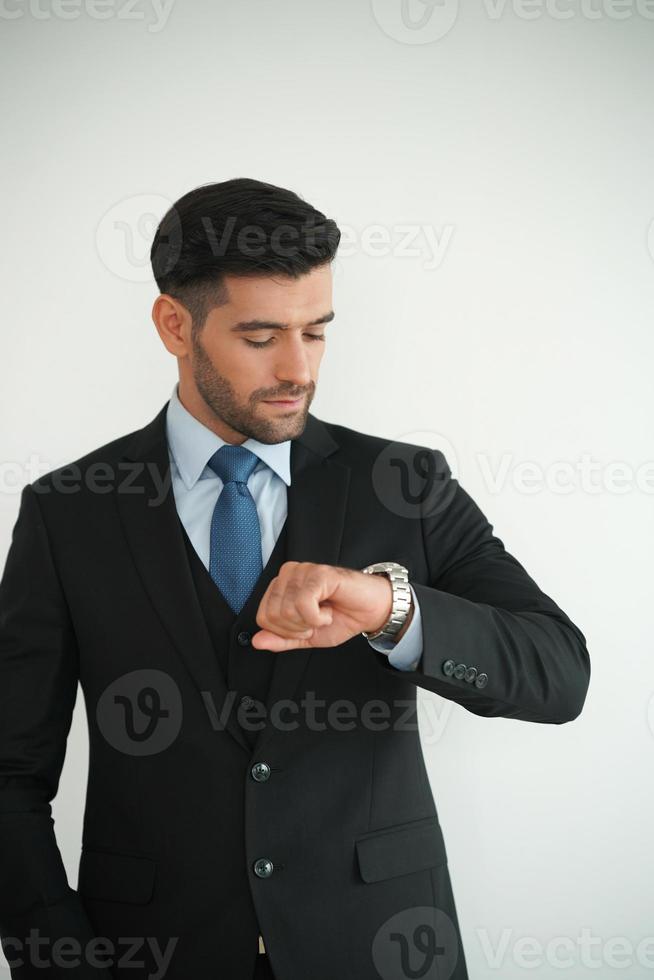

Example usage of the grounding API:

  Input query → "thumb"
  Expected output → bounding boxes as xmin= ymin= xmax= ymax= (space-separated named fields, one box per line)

xmin=251 ymin=628 xmax=314 ymax=652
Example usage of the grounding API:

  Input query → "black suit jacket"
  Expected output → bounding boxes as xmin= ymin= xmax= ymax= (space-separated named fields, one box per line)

xmin=0 ymin=402 xmax=590 ymax=980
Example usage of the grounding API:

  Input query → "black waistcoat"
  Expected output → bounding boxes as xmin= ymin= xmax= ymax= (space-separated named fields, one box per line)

xmin=178 ymin=515 xmax=289 ymax=751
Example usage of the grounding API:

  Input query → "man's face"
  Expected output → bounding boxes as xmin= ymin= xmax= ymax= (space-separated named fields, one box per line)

xmin=185 ymin=265 xmax=333 ymax=445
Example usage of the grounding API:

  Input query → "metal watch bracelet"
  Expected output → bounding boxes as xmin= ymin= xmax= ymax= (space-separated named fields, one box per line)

xmin=360 ymin=561 xmax=411 ymax=641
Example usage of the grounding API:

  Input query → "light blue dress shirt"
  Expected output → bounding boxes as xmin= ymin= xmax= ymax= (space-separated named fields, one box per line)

xmin=165 ymin=383 xmax=423 ymax=671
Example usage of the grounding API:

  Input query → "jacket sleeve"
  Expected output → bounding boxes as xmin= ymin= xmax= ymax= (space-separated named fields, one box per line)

xmin=0 ymin=484 xmax=113 ymax=978
xmin=370 ymin=452 xmax=590 ymax=724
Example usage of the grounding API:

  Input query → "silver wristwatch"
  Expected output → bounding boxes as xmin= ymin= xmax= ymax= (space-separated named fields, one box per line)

xmin=360 ymin=561 xmax=412 ymax=641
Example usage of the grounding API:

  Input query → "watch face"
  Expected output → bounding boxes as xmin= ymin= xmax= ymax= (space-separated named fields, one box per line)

xmin=363 ymin=562 xmax=408 ymax=575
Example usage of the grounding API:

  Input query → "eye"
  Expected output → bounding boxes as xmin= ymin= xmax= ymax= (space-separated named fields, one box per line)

xmin=244 ymin=334 xmax=325 ymax=349
xmin=244 ymin=338 xmax=274 ymax=348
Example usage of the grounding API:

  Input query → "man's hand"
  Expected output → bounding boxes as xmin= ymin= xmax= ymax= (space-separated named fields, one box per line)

xmin=250 ymin=561 xmax=403 ymax=652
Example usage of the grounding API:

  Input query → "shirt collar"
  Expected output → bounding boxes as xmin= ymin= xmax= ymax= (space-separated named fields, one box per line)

xmin=165 ymin=382 xmax=292 ymax=490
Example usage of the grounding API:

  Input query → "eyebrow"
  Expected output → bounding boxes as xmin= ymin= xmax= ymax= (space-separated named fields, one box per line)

xmin=230 ymin=311 xmax=335 ymax=333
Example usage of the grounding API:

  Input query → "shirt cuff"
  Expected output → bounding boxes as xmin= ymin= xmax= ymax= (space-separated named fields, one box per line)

xmin=365 ymin=584 xmax=422 ymax=671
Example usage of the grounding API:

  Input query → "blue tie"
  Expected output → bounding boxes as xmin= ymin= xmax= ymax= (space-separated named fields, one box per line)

xmin=207 ymin=444 xmax=263 ymax=614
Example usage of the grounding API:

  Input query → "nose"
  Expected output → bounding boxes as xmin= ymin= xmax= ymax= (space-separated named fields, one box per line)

xmin=273 ymin=335 xmax=313 ymax=388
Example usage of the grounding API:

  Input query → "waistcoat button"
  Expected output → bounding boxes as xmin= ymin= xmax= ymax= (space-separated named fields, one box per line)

xmin=237 ymin=631 xmax=251 ymax=646
xmin=251 ymin=762 xmax=271 ymax=782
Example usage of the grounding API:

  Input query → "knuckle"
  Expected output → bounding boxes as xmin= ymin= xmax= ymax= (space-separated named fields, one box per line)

xmin=281 ymin=596 xmax=300 ymax=615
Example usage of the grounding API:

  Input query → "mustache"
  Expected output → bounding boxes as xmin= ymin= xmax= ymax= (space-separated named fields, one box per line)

xmin=261 ymin=389 xmax=311 ymax=400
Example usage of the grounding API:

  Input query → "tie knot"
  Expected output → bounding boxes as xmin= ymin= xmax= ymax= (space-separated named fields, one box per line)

xmin=207 ymin=444 xmax=260 ymax=485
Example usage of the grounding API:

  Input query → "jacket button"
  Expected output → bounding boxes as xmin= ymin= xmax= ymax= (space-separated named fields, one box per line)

xmin=475 ymin=672 xmax=489 ymax=689
xmin=442 ymin=659 xmax=456 ymax=676
xmin=453 ymin=662 xmax=467 ymax=680
xmin=251 ymin=762 xmax=271 ymax=782
xmin=237 ymin=631 xmax=251 ymax=646
xmin=253 ymin=858 xmax=274 ymax=878
xmin=464 ymin=666 xmax=478 ymax=684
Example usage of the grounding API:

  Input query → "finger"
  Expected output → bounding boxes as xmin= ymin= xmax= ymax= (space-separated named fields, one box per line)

xmin=276 ymin=569 xmax=334 ymax=631
xmin=257 ymin=580 xmax=303 ymax=634
xmin=294 ymin=591 xmax=333 ymax=627
xmin=267 ymin=578 xmax=313 ymax=632
xmin=251 ymin=629 xmax=313 ymax=652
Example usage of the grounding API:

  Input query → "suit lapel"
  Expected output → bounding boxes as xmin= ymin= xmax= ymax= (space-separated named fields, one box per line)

xmin=115 ymin=400 xmax=351 ymax=757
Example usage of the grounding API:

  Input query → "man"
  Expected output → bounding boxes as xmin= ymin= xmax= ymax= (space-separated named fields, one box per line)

xmin=0 ymin=178 xmax=590 ymax=980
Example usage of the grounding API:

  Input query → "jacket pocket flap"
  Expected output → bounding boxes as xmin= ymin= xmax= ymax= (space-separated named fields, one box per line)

xmin=355 ymin=816 xmax=446 ymax=884
xmin=78 ymin=848 xmax=156 ymax=904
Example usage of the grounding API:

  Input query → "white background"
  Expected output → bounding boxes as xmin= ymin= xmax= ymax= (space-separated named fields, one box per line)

xmin=1 ymin=1 xmax=653 ymax=976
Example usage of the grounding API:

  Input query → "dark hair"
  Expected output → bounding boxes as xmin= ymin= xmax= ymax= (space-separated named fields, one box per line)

xmin=150 ymin=177 xmax=341 ymax=334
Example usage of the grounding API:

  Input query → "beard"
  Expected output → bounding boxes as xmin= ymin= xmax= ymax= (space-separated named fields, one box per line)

xmin=190 ymin=332 xmax=315 ymax=445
